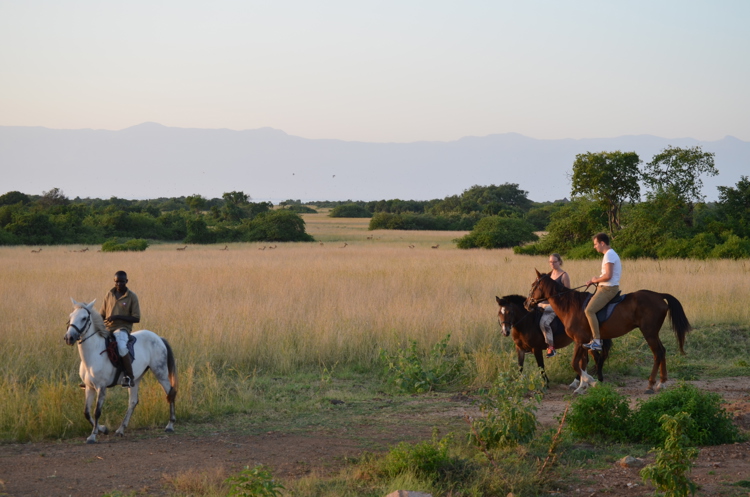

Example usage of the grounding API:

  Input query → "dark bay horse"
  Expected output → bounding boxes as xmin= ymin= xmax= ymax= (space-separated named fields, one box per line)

xmin=496 ymin=295 xmax=611 ymax=389
xmin=525 ymin=270 xmax=691 ymax=394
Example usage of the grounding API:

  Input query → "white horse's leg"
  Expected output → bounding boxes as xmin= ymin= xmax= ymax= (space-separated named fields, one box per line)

xmin=155 ymin=374 xmax=176 ymax=433
xmin=568 ymin=378 xmax=581 ymax=390
xmin=115 ymin=381 xmax=140 ymax=436
xmin=85 ymin=387 xmax=107 ymax=443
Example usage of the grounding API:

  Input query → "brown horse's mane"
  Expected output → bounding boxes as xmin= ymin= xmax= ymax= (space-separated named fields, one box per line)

xmin=501 ymin=294 xmax=528 ymax=308
xmin=538 ymin=273 xmax=587 ymax=314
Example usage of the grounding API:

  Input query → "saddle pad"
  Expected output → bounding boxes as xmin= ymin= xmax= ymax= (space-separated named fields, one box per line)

xmin=582 ymin=292 xmax=627 ymax=324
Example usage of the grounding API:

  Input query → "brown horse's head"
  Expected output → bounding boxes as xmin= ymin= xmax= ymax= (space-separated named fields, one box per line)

xmin=496 ymin=295 xmax=528 ymax=337
xmin=524 ymin=269 xmax=554 ymax=311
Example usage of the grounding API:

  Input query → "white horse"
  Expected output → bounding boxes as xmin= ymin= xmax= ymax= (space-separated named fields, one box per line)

xmin=64 ymin=299 xmax=177 ymax=444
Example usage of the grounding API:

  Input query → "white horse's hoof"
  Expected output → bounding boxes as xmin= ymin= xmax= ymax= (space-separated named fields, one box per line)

xmin=86 ymin=437 xmax=97 ymax=444
xmin=115 ymin=430 xmax=125 ymax=437
xmin=573 ymin=384 xmax=588 ymax=395
xmin=98 ymin=425 xmax=108 ymax=434
xmin=568 ymin=379 xmax=580 ymax=390
xmin=165 ymin=426 xmax=174 ymax=433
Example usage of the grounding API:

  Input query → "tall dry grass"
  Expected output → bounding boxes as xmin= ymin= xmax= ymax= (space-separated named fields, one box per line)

xmin=1 ymin=232 xmax=748 ymax=440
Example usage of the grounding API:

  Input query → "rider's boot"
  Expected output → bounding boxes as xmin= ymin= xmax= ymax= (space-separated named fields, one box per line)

xmin=121 ymin=353 xmax=135 ymax=388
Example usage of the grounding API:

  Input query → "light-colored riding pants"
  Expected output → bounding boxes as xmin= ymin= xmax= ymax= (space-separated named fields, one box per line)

xmin=539 ymin=305 xmax=556 ymax=346
xmin=113 ymin=329 xmax=130 ymax=356
xmin=584 ymin=285 xmax=620 ymax=340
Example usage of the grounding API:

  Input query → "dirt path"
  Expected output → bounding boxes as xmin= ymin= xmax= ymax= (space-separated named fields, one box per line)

xmin=1 ymin=377 xmax=748 ymax=497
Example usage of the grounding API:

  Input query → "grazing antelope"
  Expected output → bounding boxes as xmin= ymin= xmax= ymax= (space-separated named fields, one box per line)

xmin=220 ymin=245 xmax=228 ymax=251
xmin=366 ymin=235 xmax=373 ymax=240
xmin=431 ymin=244 xmax=439 ymax=249
xmin=258 ymin=246 xmax=266 ymax=250
xmin=319 ymin=242 xmax=324 ymax=246
xmin=31 ymin=248 xmax=42 ymax=253
xmin=340 ymin=243 xmax=348 ymax=248
xmin=176 ymin=246 xmax=187 ymax=251
xmin=409 ymin=244 xmax=415 ymax=249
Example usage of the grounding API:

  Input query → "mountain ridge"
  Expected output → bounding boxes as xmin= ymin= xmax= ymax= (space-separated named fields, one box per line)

xmin=1 ymin=124 xmax=747 ymax=202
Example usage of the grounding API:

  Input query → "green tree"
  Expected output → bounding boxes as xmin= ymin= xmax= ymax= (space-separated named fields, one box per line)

xmin=716 ymin=175 xmax=750 ymax=237
xmin=571 ymin=151 xmax=641 ymax=235
xmin=185 ymin=194 xmax=207 ymax=213
xmin=0 ymin=191 xmax=31 ymax=206
xmin=38 ymin=187 xmax=70 ymax=208
xmin=222 ymin=191 xmax=251 ymax=222
xmin=642 ymin=146 xmax=717 ymax=227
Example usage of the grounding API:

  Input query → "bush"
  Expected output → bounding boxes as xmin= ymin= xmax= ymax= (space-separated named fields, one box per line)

xmin=566 ymin=384 xmax=632 ymax=443
xmin=709 ymin=234 xmax=750 ymax=259
xmin=640 ymin=412 xmax=698 ymax=497
xmin=379 ymin=335 xmax=465 ymax=393
xmin=468 ymin=370 xmax=545 ymax=449
xmin=184 ymin=218 xmax=216 ymax=244
xmin=329 ymin=203 xmax=371 ymax=218
xmin=101 ymin=237 xmax=149 ymax=252
xmin=629 ymin=383 xmax=740 ymax=445
xmin=377 ymin=431 xmax=455 ymax=481
xmin=455 ymin=216 xmax=537 ymax=249
xmin=225 ymin=465 xmax=284 ymax=497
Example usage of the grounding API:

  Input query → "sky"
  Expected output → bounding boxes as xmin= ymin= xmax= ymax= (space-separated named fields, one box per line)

xmin=1 ymin=1 xmax=749 ymax=143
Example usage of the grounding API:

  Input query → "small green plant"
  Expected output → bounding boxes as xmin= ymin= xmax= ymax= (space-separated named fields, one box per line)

xmin=225 ymin=465 xmax=284 ymax=497
xmin=468 ymin=369 xmax=545 ymax=449
xmin=640 ymin=412 xmax=698 ymax=497
xmin=379 ymin=334 xmax=464 ymax=393
xmin=566 ymin=383 xmax=632 ymax=443
xmin=377 ymin=429 xmax=456 ymax=481
xmin=629 ymin=383 xmax=740 ymax=445
xmin=101 ymin=237 xmax=149 ymax=252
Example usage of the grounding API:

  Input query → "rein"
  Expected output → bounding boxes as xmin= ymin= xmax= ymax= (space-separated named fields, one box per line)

xmin=528 ymin=274 xmax=590 ymax=306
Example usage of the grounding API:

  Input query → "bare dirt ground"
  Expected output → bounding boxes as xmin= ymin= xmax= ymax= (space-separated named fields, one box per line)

xmin=1 ymin=377 xmax=748 ymax=497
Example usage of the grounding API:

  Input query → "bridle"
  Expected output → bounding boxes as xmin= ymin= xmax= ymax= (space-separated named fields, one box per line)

xmin=526 ymin=273 xmax=590 ymax=308
xmin=498 ymin=302 xmax=535 ymax=335
xmin=67 ymin=307 xmax=95 ymax=344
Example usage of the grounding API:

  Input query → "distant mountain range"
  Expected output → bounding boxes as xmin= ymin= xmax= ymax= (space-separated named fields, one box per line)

xmin=1 ymin=123 xmax=747 ymax=203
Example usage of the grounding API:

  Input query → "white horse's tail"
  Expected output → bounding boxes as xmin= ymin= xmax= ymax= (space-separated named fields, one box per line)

xmin=161 ymin=338 xmax=178 ymax=403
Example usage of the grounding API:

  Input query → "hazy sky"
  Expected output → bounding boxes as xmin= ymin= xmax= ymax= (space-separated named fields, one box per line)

xmin=1 ymin=1 xmax=748 ymax=143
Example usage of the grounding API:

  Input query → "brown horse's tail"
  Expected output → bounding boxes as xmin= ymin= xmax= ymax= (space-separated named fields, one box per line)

xmin=663 ymin=294 xmax=692 ymax=354
xmin=161 ymin=337 xmax=178 ymax=402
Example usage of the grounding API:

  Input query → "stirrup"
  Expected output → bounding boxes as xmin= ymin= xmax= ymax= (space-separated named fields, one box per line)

xmin=546 ymin=348 xmax=557 ymax=358
xmin=122 ymin=376 xmax=134 ymax=388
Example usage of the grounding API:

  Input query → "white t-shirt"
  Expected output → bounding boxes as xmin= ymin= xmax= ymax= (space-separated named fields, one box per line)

xmin=601 ymin=248 xmax=622 ymax=286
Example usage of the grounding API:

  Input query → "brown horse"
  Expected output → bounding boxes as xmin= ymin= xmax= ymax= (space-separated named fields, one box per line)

xmin=525 ymin=270 xmax=691 ymax=394
xmin=496 ymin=295 xmax=611 ymax=389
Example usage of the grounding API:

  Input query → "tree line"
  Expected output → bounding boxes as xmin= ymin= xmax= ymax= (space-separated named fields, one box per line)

xmin=0 ymin=190 xmax=313 ymax=246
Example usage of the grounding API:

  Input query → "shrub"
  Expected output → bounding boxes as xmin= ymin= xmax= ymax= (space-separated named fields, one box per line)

xmin=468 ymin=370 xmax=545 ymax=449
xmin=100 ymin=237 xmax=149 ymax=252
xmin=225 ymin=465 xmax=284 ymax=497
xmin=566 ymin=384 xmax=632 ymax=443
xmin=640 ymin=412 xmax=698 ymax=497
xmin=709 ymin=234 xmax=750 ymax=259
xmin=455 ymin=216 xmax=537 ymax=249
xmin=377 ymin=431 xmax=455 ymax=481
xmin=629 ymin=383 xmax=740 ymax=446
xmin=184 ymin=218 xmax=216 ymax=244
xmin=379 ymin=334 xmax=464 ymax=393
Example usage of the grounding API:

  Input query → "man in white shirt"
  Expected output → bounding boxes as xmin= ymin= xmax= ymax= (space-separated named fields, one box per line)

xmin=583 ymin=233 xmax=622 ymax=351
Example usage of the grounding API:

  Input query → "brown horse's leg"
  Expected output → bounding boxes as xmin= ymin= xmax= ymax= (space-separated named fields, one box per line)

xmin=642 ymin=335 xmax=666 ymax=394
xmin=572 ymin=344 xmax=596 ymax=394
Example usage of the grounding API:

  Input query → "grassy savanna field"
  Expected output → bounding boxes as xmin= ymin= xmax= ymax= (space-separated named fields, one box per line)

xmin=1 ymin=213 xmax=749 ymax=495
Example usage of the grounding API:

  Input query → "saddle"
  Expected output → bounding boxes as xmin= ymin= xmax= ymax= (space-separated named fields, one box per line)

xmin=102 ymin=334 xmax=137 ymax=387
xmin=582 ymin=292 xmax=626 ymax=324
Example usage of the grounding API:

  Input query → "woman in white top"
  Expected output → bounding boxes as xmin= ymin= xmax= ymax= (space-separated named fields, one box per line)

xmin=539 ymin=253 xmax=571 ymax=357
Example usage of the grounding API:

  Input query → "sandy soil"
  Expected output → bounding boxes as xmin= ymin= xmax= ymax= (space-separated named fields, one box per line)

xmin=1 ymin=377 xmax=748 ymax=497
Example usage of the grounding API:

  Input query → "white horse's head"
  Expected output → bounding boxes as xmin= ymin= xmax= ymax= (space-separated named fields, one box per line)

xmin=64 ymin=298 xmax=97 ymax=345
